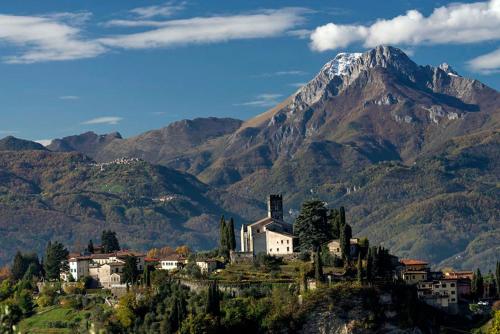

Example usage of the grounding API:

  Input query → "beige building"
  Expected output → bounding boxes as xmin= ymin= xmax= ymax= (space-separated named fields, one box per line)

xmin=417 ymin=279 xmax=458 ymax=311
xmin=327 ymin=238 xmax=359 ymax=258
xmin=402 ymin=271 xmax=428 ymax=285
xmin=68 ymin=256 xmax=91 ymax=281
xmin=196 ymin=260 xmax=218 ymax=274
xmin=240 ymin=195 xmax=295 ymax=255
xmin=90 ymin=262 xmax=125 ymax=289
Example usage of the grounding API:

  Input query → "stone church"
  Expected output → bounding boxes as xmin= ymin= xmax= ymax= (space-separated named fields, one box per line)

xmin=240 ymin=194 xmax=295 ymax=255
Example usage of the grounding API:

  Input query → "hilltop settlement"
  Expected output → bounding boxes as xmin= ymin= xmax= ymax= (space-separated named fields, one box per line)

xmin=1 ymin=195 xmax=499 ymax=333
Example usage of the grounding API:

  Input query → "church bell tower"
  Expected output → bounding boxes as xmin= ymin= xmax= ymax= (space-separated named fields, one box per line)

xmin=267 ymin=194 xmax=283 ymax=221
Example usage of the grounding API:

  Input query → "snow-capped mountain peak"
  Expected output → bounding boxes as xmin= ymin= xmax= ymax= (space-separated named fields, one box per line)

xmin=438 ymin=62 xmax=460 ymax=77
xmin=322 ymin=52 xmax=363 ymax=79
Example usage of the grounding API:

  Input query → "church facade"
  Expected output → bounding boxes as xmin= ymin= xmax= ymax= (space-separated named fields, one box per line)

xmin=240 ymin=195 xmax=295 ymax=255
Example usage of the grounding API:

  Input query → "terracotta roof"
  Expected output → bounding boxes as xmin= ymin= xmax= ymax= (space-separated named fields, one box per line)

xmin=401 ymin=259 xmax=428 ymax=266
xmin=160 ymin=255 xmax=186 ymax=261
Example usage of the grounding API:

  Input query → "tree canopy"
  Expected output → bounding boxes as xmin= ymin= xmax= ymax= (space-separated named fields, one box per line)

xmin=294 ymin=200 xmax=331 ymax=252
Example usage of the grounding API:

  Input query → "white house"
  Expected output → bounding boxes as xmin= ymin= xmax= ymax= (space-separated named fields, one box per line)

xmin=240 ymin=194 xmax=295 ymax=256
xmin=68 ymin=256 xmax=91 ymax=281
xmin=159 ymin=255 xmax=186 ymax=271
xmin=196 ymin=260 xmax=218 ymax=274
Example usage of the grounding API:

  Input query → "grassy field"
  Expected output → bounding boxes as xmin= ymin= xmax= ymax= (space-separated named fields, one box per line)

xmin=17 ymin=306 xmax=91 ymax=334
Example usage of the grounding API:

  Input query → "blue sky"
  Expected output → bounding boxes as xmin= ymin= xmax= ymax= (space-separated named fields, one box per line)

xmin=0 ymin=0 xmax=499 ymax=143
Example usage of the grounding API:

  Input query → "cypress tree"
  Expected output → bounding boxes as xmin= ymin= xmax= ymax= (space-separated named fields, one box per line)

xmin=228 ymin=218 xmax=236 ymax=251
xmin=339 ymin=206 xmax=346 ymax=226
xmin=357 ymin=253 xmax=363 ymax=283
xmin=87 ymin=240 xmax=94 ymax=254
xmin=340 ymin=223 xmax=352 ymax=260
xmin=366 ymin=248 xmax=373 ymax=282
xmin=143 ymin=265 xmax=151 ymax=287
xmin=472 ymin=269 xmax=484 ymax=300
xmin=205 ymin=281 xmax=220 ymax=316
xmin=11 ymin=251 xmax=26 ymax=281
xmin=496 ymin=261 xmax=500 ymax=298
xmin=314 ymin=247 xmax=323 ymax=282
xmin=101 ymin=230 xmax=120 ymax=253
xmin=219 ymin=216 xmax=228 ymax=255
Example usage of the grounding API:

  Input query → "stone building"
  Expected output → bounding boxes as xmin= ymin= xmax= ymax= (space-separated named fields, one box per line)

xmin=240 ymin=195 xmax=295 ymax=255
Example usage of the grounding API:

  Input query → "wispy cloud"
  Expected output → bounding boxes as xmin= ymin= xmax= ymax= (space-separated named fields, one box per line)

xmin=288 ymin=82 xmax=306 ymax=88
xmin=310 ymin=0 xmax=500 ymax=52
xmin=235 ymin=93 xmax=283 ymax=107
xmin=0 ymin=7 xmax=308 ymax=63
xmin=0 ymin=13 xmax=106 ymax=64
xmin=468 ymin=47 xmax=500 ymax=73
xmin=59 ymin=95 xmax=80 ymax=100
xmin=36 ymin=139 xmax=52 ymax=146
xmin=99 ymin=8 xmax=307 ymax=49
xmin=254 ymin=69 xmax=307 ymax=78
xmin=82 ymin=116 xmax=123 ymax=125
xmin=130 ymin=1 xmax=187 ymax=19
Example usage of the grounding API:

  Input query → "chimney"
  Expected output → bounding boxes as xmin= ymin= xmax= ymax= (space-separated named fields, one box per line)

xmin=267 ymin=194 xmax=283 ymax=221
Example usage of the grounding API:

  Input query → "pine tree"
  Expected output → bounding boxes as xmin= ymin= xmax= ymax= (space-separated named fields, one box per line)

xmin=357 ymin=253 xmax=363 ymax=283
xmin=101 ymin=230 xmax=120 ymax=253
xmin=43 ymin=241 xmax=69 ymax=280
xmin=294 ymin=200 xmax=331 ymax=252
xmin=328 ymin=209 xmax=341 ymax=239
xmin=228 ymin=218 xmax=236 ymax=251
xmin=87 ymin=240 xmax=94 ymax=254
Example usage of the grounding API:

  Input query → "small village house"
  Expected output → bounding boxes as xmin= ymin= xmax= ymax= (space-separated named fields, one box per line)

xmin=196 ymin=259 xmax=218 ymax=274
xmin=417 ymin=279 xmax=459 ymax=313
xmin=159 ymin=254 xmax=186 ymax=271
xmin=326 ymin=238 xmax=359 ymax=258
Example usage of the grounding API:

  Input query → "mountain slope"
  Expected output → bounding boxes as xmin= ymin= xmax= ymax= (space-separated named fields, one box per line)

xmin=9 ymin=46 xmax=499 ymax=271
xmin=0 ymin=150 xmax=262 ymax=265
xmin=0 ymin=136 xmax=47 ymax=151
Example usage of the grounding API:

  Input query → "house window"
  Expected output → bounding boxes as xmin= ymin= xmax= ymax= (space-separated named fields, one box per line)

xmin=451 ymin=298 xmax=456 ymax=302
xmin=270 ymin=249 xmax=272 ymax=252
xmin=287 ymin=247 xmax=289 ymax=252
xmin=277 ymin=248 xmax=279 ymax=252
xmin=450 ymin=283 xmax=455 ymax=287
xmin=257 ymin=229 xmax=260 ymax=233
xmin=442 ymin=283 xmax=447 ymax=288
xmin=281 ymin=240 xmax=283 ymax=244
xmin=287 ymin=240 xmax=289 ymax=244
xmin=451 ymin=291 xmax=455 ymax=295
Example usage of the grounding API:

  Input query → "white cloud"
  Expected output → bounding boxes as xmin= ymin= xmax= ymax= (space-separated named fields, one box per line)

xmin=100 ymin=8 xmax=307 ymax=49
xmin=59 ymin=95 xmax=80 ymax=100
xmin=235 ymin=93 xmax=283 ymax=107
xmin=0 ymin=13 xmax=106 ymax=63
xmin=130 ymin=1 xmax=186 ymax=19
xmin=468 ymin=47 xmax=500 ymax=73
xmin=82 ymin=116 xmax=123 ymax=125
xmin=310 ymin=0 xmax=500 ymax=51
xmin=35 ymin=139 xmax=52 ymax=146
